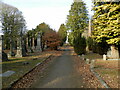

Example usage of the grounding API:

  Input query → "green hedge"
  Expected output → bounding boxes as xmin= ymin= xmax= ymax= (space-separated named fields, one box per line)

xmin=73 ymin=36 xmax=86 ymax=55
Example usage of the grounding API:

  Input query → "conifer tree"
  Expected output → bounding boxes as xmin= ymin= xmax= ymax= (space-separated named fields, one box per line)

xmin=58 ymin=24 xmax=67 ymax=46
xmin=66 ymin=1 xmax=88 ymax=54
xmin=92 ymin=2 xmax=120 ymax=58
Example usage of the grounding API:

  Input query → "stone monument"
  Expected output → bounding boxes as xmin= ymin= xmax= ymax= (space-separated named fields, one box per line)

xmin=32 ymin=37 xmax=35 ymax=51
xmin=65 ymin=30 xmax=70 ymax=44
xmin=36 ymin=32 xmax=42 ymax=52
xmin=15 ymin=37 xmax=26 ymax=57
xmin=107 ymin=46 xmax=119 ymax=59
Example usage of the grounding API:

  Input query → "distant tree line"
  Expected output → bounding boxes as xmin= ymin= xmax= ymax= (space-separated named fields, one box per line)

xmin=0 ymin=1 xmax=67 ymax=56
xmin=0 ymin=2 xmax=27 ymax=56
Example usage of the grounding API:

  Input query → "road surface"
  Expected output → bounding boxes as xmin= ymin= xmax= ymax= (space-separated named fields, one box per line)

xmin=31 ymin=47 xmax=86 ymax=88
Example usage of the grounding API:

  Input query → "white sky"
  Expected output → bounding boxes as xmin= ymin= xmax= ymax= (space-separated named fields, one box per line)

xmin=0 ymin=0 xmax=93 ymax=32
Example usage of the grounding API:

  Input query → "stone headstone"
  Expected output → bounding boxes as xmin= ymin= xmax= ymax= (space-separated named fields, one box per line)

xmin=107 ymin=49 xmax=111 ymax=59
xmin=2 ymin=51 xmax=8 ymax=61
xmin=7 ymin=51 xmax=15 ymax=58
xmin=90 ymin=60 xmax=95 ymax=68
xmin=103 ymin=54 xmax=107 ymax=60
xmin=15 ymin=38 xmax=26 ymax=57
xmin=86 ymin=59 xmax=90 ymax=64
xmin=36 ymin=32 xmax=42 ymax=52
xmin=107 ymin=46 xmax=119 ymax=59
xmin=23 ymin=62 xmax=29 ymax=65
xmin=0 ymin=71 xmax=15 ymax=77
xmin=110 ymin=45 xmax=119 ymax=59
xmin=32 ymin=37 xmax=35 ymax=51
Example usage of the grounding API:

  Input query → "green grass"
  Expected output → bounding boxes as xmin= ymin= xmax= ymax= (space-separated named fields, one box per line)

xmin=84 ymin=53 xmax=102 ymax=60
xmin=2 ymin=55 xmax=50 ymax=88
xmin=95 ymin=69 xmax=118 ymax=77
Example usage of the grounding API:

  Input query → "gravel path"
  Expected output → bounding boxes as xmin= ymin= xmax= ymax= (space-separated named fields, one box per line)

xmin=31 ymin=48 xmax=86 ymax=88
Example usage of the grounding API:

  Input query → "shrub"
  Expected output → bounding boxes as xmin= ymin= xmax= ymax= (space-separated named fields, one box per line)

xmin=43 ymin=31 xmax=62 ymax=50
xmin=86 ymin=37 xmax=93 ymax=51
xmin=92 ymin=41 xmax=109 ymax=55
xmin=73 ymin=36 xmax=86 ymax=55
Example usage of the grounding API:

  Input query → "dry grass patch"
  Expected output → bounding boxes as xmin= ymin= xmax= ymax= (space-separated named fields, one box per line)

xmin=94 ymin=60 xmax=119 ymax=88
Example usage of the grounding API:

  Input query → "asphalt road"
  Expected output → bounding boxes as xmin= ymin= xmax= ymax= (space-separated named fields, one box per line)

xmin=31 ymin=48 xmax=86 ymax=88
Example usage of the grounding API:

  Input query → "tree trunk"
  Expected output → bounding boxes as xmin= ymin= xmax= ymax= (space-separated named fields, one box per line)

xmin=110 ymin=45 xmax=119 ymax=59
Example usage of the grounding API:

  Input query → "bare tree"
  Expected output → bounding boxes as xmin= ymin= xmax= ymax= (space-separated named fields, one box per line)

xmin=0 ymin=2 xmax=27 ymax=56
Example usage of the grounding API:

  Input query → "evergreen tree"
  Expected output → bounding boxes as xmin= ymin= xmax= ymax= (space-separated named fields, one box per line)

xmin=66 ymin=1 xmax=88 ymax=37
xmin=66 ymin=1 xmax=88 ymax=54
xmin=92 ymin=2 xmax=120 ymax=58
xmin=58 ymin=24 xmax=67 ymax=46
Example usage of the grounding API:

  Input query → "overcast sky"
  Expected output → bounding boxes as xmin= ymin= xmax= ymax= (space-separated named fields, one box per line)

xmin=0 ymin=0 xmax=93 ymax=32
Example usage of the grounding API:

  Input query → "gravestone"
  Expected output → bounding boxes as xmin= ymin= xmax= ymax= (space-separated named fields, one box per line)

xmin=86 ymin=59 xmax=90 ymax=64
xmin=7 ymin=51 xmax=15 ymax=58
xmin=65 ymin=30 xmax=70 ymax=44
xmin=103 ymin=54 xmax=107 ymax=60
xmin=36 ymin=32 xmax=42 ymax=52
xmin=110 ymin=45 xmax=119 ymax=59
xmin=107 ymin=49 xmax=111 ymax=59
xmin=107 ymin=46 xmax=119 ymax=59
xmin=90 ymin=60 xmax=95 ymax=68
xmin=15 ymin=37 xmax=26 ymax=57
xmin=32 ymin=37 xmax=35 ymax=51
xmin=0 ymin=71 xmax=15 ymax=77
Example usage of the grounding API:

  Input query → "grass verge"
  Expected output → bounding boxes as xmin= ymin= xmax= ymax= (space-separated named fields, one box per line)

xmin=2 ymin=52 xmax=51 ymax=88
xmin=94 ymin=60 xmax=119 ymax=88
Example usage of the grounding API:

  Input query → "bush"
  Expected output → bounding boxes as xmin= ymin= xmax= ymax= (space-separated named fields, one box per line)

xmin=43 ymin=31 xmax=62 ymax=50
xmin=86 ymin=37 xmax=93 ymax=51
xmin=92 ymin=41 xmax=109 ymax=55
xmin=86 ymin=37 xmax=109 ymax=55
xmin=73 ymin=36 xmax=86 ymax=55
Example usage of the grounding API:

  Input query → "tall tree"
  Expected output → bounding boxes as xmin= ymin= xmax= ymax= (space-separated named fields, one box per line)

xmin=35 ymin=22 xmax=52 ymax=50
xmin=0 ymin=2 xmax=26 ymax=56
xmin=66 ymin=1 xmax=88 ymax=54
xmin=92 ymin=2 xmax=120 ymax=58
xmin=66 ymin=1 xmax=88 ymax=37
xmin=58 ymin=24 xmax=67 ymax=46
xmin=35 ymin=22 xmax=51 ymax=35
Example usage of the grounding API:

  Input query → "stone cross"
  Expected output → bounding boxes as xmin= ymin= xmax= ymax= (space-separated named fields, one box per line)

xmin=36 ymin=32 xmax=42 ymax=51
